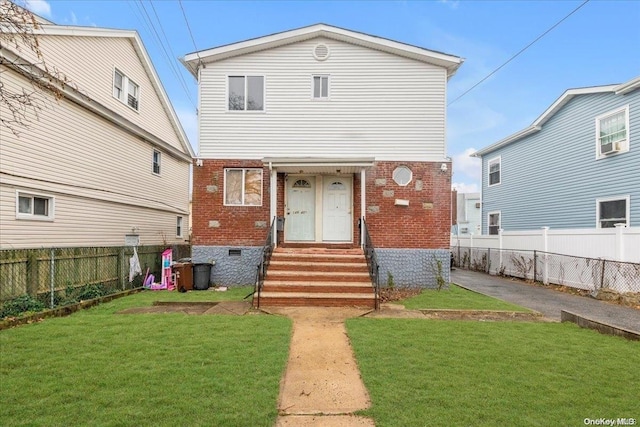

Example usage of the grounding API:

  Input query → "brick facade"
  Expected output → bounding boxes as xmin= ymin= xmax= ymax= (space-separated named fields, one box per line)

xmin=364 ymin=161 xmax=452 ymax=249
xmin=193 ymin=159 xmax=451 ymax=249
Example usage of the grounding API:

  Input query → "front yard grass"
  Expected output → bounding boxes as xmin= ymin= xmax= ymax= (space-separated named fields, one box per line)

xmin=399 ymin=284 xmax=530 ymax=311
xmin=0 ymin=288 xmax=290 ymax=427
xmin=347 ymin=319 xmax=639 ymax=426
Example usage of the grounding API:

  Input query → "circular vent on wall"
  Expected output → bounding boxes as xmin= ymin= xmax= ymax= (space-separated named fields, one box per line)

xmin=313 ymin=43 xmax=330 ymax=61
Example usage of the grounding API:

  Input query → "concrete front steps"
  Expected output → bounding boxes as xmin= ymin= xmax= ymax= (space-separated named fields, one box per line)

xmin=256 ymin=247 xmax=376 ymax=309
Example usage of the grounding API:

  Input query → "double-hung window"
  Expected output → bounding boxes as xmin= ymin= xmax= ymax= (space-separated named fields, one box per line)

xmin=224 ymin=168 xmax=263 ymax=206
xmin=228 ymin=76 xmax=264 ymax=111
xmin=176 ymin=216 xmax=184 ymax=238
xmin=596 ymin=196 xmax=629 ymax=228
xmin=113 ymin=69 xmax=140 ymax=111
xmin=16 ymin=192 xmax=54 ymax=220
xmin=152 ymin=150 xmax=161 ymax=175
xmin=488 ymin=211 xmax=500 ymax=235
xmin=488 ymin=157 xmax=501 ymax=186
xmin=596 ymin=106 xmax=629 ymax=157
xmin=313 ymin=75 xmax=329 ymax=99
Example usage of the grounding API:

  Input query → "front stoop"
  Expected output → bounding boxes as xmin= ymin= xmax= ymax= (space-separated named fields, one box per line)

xmin=256 ymin=248 xmax=376 ymax=308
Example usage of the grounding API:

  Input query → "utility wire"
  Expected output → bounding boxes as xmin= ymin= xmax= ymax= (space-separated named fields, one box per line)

xmin=138 ymin=0 xmax=196 ymax=108
xmin=448 ymin=0 xmax=590 ymax=106
xmin=178 ymin=0 xmax=203 ymax=68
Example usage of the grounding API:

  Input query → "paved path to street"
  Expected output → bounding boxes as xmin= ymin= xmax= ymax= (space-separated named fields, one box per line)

xmin=452 ymin=269 xmax=640 ymax=333
xmin=267 ymin=307 xmax=375 ymax=427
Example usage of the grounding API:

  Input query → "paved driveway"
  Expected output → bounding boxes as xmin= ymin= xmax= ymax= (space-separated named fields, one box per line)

xmin=451 ymin=269 xmax=640 ymax=333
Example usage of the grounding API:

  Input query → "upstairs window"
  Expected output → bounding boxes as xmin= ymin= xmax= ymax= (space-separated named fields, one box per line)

xmin=113 ymin=69 xmax=140 ymax=111
xmin=597 ymin=196 xmax=629 ymax=228
xmin=228 ymin=76 xmax=264 ymax=111
xmin=488 ymin=211 xmax=500 ymax=235
xmin=176 ymin=216 xmax=184 ymax=237
xmin=596 ymin=106 xmax=629 ymax=157
xmin=488 ymin=157 xmax=501 ymax=186
xmin=224 ymin=168 xmax=263 ymax=206
xmin=313 ymin=75 xmax=329 ymax=99
xmin=152 ymin=150 xmax=161 ymax=175
xmin=17 ymin=192 xmax=54 ymax=220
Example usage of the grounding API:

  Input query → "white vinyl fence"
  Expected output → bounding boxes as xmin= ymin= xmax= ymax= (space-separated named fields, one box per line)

xmin=451 ymin=226 xmax=640 ymax=294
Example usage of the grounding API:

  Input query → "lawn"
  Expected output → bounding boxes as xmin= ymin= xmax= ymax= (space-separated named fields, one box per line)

xmin=347 ymin=319 xmax=640 ymax=426
xmin=0 ymin=288 xmax=291 ymax=427
xmin=399 ymin=284 xmax=530 ymax=311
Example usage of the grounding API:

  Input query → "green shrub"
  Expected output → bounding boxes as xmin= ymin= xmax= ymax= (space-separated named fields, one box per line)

xmin=0 ymin=294 xmax=46 ymax=318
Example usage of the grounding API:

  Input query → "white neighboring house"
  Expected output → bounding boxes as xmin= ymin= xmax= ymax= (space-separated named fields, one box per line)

xmin=454 ymin=192 xmax=481 ymax=235
xmin=0 ymin=11 xmax=194 ymax=249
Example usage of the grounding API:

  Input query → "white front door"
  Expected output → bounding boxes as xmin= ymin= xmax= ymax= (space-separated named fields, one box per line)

xmin=286 ymin=177 xmax=315 ymax=241
xmin=322 ymin=176 xmax=352 ymax=241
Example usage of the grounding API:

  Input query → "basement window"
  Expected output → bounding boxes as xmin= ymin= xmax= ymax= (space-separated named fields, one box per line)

xmin=228 ymin=249 xmax=242 ymax=257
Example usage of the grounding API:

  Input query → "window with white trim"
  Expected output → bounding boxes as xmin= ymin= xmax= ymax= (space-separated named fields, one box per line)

xmin=113 ymin=69 xmax=140 ymax=111
xmin=392 ymin=166 xmax=412 ymax=186
xmin=312 ymin=75 xmax=329 ymax=99
xmin=176 ymin=216 xmax=183 ymax=237
xmin=488 ymin=157 xmax=501 ymax=186
xmin=596 ymin=106 xmax=629 ymax=158
xmin=153 ymin=150 xmax=161 ymax=175
xmin=488 ymin=211 xmax=500 ymax=235
xmin=596 ymin=196 xmax=629 ymax=228
xmin=224 ymin=168 xmax=263 ymax=206
xmin=228 ymin=76 xmax=264 ymax=111
xmin=16 ymin=192 xmax=54 ymax=220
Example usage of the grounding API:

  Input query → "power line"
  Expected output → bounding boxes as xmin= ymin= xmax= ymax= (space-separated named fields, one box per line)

xmin=178 ymin=0 xmax=202 ymax=68
xmin=448 ymin=0 xmax=590 ymax=106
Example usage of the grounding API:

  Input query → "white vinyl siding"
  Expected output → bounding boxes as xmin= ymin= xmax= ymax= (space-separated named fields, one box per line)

xmin=596 ymin=105 xmax=629 ymax=158
xmin=29 ymin=35 xmax=184 ymax=151
xmin=596 ymin=196 xmax=630 ymax=228
xmin=199 ymin=37 xmax=447 ymax=161
xmin=0 ymin=68 xmax=190 ymax=248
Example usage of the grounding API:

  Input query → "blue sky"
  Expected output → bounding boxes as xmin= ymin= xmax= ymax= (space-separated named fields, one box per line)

xmin=22 ymin=0 xmax=640 ymax=192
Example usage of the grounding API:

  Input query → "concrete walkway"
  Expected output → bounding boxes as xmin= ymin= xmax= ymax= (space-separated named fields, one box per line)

xmin=452 ymin=269 xmax=640 ymax=333
xmin=266 ymin=307 xmax=375 ymax=427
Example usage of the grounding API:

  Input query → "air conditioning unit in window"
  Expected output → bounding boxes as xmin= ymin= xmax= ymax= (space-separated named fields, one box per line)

xmin=601 ymin=142 xmax=621 ymax=155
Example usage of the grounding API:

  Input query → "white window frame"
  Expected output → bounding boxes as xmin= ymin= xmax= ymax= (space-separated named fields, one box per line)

xmin=487 ymin=211 xmax=501 ymax=235
xmin=487 ymin=156 xmax=501 ymax=187
xmin=113 ymin=68 xmax=140 ymax=112
xmin=312 ymin=75 xmax=330 ymax=100
xmin=16 ymin=191 xmax=55 ymax=221
xmin=595 ymin=105 xmax=629 ymax=159
xmin=176 ymin=216 xmax=184 ymax=238
xmin=223 ymin=168 xmax=263 ymax=206
xmin=152 ymin=150 xmax=161 ymax=175
xmin=596 ymin=195 xmax=630 ymax=228
xmin=226 ymin=75 xmax=265 ymax=112
xmin=392 ymin=166 xmax=413 ymax=186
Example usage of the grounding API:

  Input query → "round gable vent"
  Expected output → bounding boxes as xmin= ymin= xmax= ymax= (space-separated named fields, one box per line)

xmin=313 ymin=43 xmax=330 ymax=61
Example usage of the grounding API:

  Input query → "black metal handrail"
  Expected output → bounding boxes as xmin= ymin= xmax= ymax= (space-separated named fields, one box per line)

xmin=361 ymin=218 xmax=380 ymax=310
xmin=253 ymin=217 xmax=276 ymax=309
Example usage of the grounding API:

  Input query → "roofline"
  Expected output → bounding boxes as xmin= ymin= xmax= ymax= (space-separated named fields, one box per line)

xmin=27 ymin=25 xmax=195 ymax=158
xmin=181 ymin=23 xmax=463 ymax=78
xmin=472 ymin=78 xmax=638 ymax=157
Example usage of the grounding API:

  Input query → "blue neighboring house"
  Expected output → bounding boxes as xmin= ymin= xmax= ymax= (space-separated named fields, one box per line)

xmin=473 ymin=76 xmax=640 ymax=234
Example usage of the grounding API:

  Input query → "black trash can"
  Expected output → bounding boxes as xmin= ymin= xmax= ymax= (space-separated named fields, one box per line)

xmin=193 ymin=263 xmax=213 ymax=290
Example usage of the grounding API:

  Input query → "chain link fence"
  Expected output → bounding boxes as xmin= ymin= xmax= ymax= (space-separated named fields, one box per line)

xmin=0 ymin=245 xmax=190 ymax=314
xmin=452 ymin=246 xmax=640 ymax=294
